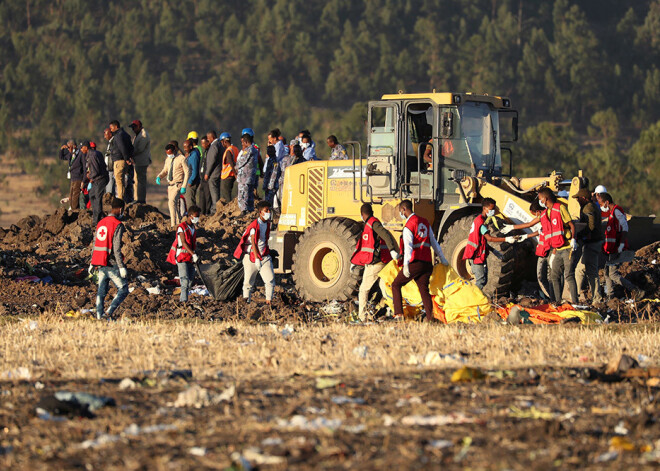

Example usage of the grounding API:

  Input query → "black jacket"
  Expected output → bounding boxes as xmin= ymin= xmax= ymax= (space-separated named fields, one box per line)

xmin=69 ymin=150 xmax=86 ymax=181
xmin=109 ymin=128 xmax=134 ymax=162
xmin=85 ymin=149 xmax=108 ymax=183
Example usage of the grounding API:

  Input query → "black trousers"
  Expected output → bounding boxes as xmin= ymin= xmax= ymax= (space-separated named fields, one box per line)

xmin=91 ymin=176 xmax=108 ymax=225
xmin=198 ymin=180 xmax=213 ymax=215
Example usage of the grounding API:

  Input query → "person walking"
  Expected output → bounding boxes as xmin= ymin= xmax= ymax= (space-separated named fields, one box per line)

xmin=392 ymin=200 xmax=448 ymax=321
xmin=129 ymin=120 xmax=151 ymax=204
xmin=183 ymin=138 xmax=201 ymax=208
xmin=236 ymin=131 xmax=257 ymax=214
xmin=108 ymin=120 xmax=134 ymax=202
xmin=84 ymin=140 xmax=108 ymax=225
xmin=167 ymin=206 xmax=200 ymax=303
xmin=156 ymin=143 xmax=190 ymax=228
xmin=350 ymin=203 xmax=399 ymax=322
xmin=91 ymin=198 xmax=129 ymax=320
xmin=573 ymin=188 xmax=604 ymax=303
xmin=596 ymin=192 xmax=644 ymax=300
xmin=462 ymin=198 xmax=518 ymax=290
xmin=234 ymin=201 xmax=276 ymax=304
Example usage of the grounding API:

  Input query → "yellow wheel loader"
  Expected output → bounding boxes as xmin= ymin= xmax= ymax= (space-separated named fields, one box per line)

xmin=269 ymin=91 xmax=657 ymax=302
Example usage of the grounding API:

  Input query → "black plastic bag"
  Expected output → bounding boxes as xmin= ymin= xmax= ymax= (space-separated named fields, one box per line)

xmin=196 ymin=261 xmax=244 ymax=301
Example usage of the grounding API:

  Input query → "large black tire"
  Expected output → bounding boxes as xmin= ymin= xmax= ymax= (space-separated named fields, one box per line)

xmin=440 ymin=215 xmax=517 ymax=298
xmin=292 ymin=217 xmax=362 ymax=302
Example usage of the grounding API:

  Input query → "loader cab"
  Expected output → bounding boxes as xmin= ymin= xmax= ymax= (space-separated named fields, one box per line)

xmin=364 ymin=93 xmax=517 ymax=208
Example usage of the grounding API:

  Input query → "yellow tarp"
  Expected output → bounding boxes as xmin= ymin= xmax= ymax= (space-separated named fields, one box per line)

xmin=378 ymin=261 xmax=493 ymax=323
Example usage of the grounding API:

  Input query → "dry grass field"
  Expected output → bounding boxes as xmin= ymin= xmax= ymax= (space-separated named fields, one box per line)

xmin=1 ymin=316 xmax=659 ymax=470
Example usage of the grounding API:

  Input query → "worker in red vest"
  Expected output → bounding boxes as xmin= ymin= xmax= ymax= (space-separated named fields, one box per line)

xmin=391 ymin=200 xmax=448 ymax=321
xmin=167 ymin=205 xmax=201 ymax=302
xmin=503 ymin=188 xmax=577 ymax=304
xmin=596 ymin=192 xmax=644 ymax=300
xmin=463 ymin=198 xmax=519 ymax=291
xmin=91 ymin=198 xmax=128 ymax=320
xmin=234 ymin=200 xmax=276 ymax=304
xmin=350 ymin=203 xmax=399 ymax=322
xmin=502 ymin=200 xmax=554 ymax=300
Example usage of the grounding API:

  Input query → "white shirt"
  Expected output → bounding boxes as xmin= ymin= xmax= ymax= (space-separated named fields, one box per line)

xmin=402 ymin=213 xmax=446 ymax=266
xmin=612 ymin=207 xmax=628 ymax=232
xmin=274 ymin=140 xmax=286 ymax=163
xmin=248 ymin=219 xmax=269 ymax=255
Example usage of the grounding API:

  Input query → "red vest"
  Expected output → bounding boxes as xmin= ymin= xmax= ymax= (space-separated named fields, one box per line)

xmin=463 ymin=214 xmax=488 ymax=264
xmin=398 ymin=214 xmax=433 ymax=265
xmin=91 ymin=216 xmax=122 ymax=267
xmin=545 ymin=202 xmax=566 ymax=248
xmin=535 ymin=215 xmax=552 ymax=257
xmin=166 ymin=222 xmax=197 ymax=264
xmin=351 ymin=216 xmax=392 ymax=266
xmin=603 ymin=205 xmax=628 ymax=254
xmin=234 ymin=218 xmax=270 ymax=262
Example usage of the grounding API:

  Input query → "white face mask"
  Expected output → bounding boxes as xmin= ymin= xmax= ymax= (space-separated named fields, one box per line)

xmin=166 ymin=153 xmax=174 ymax=159
xmin=399 ymin=211 xmax=406 ymax=220
xmin=539 ymin=200 xmax=546 ymax=209
xmin=262 ymin=212 xmax=271 ymax=221
xmin=600 ymin=204 xmax=608 ymax=212
xmin=301 ymin=142 xmax=309 ymax=150
xmin=191 ymin=216 xmax=199 ymax=224
xmin=486 ymin=209 xmax=495 ymax=218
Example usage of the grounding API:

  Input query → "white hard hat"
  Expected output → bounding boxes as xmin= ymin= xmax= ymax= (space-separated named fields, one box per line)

xmin=594 ymin=185 xmax=607 ymax=194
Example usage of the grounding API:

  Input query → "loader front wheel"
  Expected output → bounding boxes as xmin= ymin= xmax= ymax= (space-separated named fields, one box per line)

xmin=292 ymin=218 xmax=362 ymax=302
xmin=440 ymin=215 xmax=517 ymax=297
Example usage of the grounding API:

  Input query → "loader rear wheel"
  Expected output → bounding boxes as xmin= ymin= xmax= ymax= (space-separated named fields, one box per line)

xmin=292 ymin=218 xmax=362 ymax=302
xmin=440 ymin=215 xmax=517 ymax=298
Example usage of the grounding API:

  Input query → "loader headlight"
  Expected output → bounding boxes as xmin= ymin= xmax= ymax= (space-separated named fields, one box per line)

xmin=453 ymin=94 xmax=461 ymax=104
xmin=503 ymin=99 xmax=510 ymax=108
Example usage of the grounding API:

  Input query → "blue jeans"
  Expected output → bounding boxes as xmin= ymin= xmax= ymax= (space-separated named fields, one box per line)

xmin=177 ymin=262 xmax=195 ymax=302
xmin=470 ymin=261 xmax=487 ymax=290
xmin=96 ymin=266 xmax=128 ymax=319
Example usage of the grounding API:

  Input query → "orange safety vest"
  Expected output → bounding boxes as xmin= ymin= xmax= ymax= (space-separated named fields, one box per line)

xmin=535 ymin=215 xmax=552 ymax=257
xmin=463 ymin=214 xmax=488 ymax=264
xmin=221 ymin=145 xmax=238 ymax=179
xmin=351 ymin=216 xmax=392 ymax=266
xmin=545 ymin=202 xmax=566 ymax=249
xmin=234 ymin=218 xmax=271 ymax=262
xmin=603 ymin=204 xmax=628 ymax=255
xmin=90 ymin=216 xmax=122 ymax=267
xmin=166 ymin=222 xmax=197 ymax=264
xmin=399 ymin=214 xmax=433 ymax=265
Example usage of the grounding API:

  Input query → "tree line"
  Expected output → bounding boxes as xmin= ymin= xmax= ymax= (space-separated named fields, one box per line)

xmin=0 ymin=0 xmax=658 ymax=216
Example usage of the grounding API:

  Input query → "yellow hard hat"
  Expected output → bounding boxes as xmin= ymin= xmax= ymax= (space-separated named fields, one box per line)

xmin=187 ymin=131 xmax=198 ymax=140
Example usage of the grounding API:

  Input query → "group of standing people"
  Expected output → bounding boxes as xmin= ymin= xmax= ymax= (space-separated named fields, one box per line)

xmin=463 ymin=185 xmax=643 ymax=303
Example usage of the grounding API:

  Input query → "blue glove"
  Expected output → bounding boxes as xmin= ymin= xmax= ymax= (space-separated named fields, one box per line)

xmin=87 ymin=183 xmax=92 ymax=191
xmin=180 ymin=187 xmax=186 ymax=195
xmin=156 ymin=177 xmax=161 ymax=185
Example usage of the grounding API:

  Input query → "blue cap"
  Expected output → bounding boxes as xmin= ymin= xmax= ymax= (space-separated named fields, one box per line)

xmin=219 ymin=132 xmax=231 ymax=140
xmin=241 ymin=128 xmax=254 ymax=137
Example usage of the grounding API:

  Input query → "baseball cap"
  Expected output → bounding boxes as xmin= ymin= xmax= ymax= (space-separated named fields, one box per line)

xmin=129 ymin=120 xmax=142 ymax=128
xmin=572 ymin=188 xmax=591 ymax=199
xmin=89 ymin=142 xmax=96 ymax=149
xmin=594 ymin=185 xmax=607 ymax=194
xmin=80 ymin=140 xmax=90 ymax=148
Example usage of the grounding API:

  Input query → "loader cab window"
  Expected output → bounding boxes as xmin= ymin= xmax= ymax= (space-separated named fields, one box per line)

xmin=403 ymin=102 xmax=435 ymax=199
xmin=460 ymin=101 xmax=501 ymax=174
xmin=369 ymin=106 xmax=396 ymax=156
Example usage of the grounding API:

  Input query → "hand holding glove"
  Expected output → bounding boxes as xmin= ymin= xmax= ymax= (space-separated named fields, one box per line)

xmin=119 ymin=267 xmax=128 ymax=279
xmin=180 ymin=187 xmax=187 ymax=195
xmin=519 ymin=233 xmax=530 ymax=241
xmin=192 ymin=254 xmax=199 ymax=263
xmin=570 ymin=238 xmax=578 ymax=251
xmin=618 ymin=242 xmax=625 ymax=253
xmin=390 ymin=250 xmax=399 ymax=261
xmin=156 ymin=177 xmax=161 ymax=185
xmin=403 ymin=264 xmax=411 ymax=278
xmin=504 ymin=236 xmax=517 ymax=244
xmin=501 ymin=225 xmax=514 ymax=235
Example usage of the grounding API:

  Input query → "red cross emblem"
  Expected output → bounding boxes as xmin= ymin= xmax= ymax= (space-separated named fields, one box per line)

xmin=97 ymin=226 xmax=108 ymax=241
